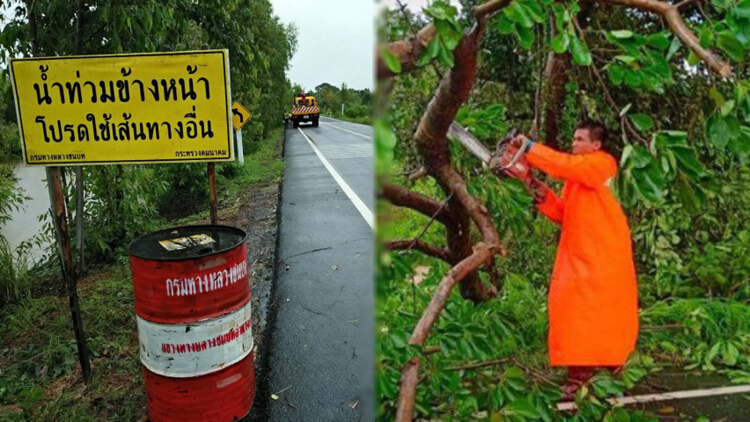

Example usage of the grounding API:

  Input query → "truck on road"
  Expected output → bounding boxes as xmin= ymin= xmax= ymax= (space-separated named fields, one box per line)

xmin=290 ymin=92 xmax=320 ymax=127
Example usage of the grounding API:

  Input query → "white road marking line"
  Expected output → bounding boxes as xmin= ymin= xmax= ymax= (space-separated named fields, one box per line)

xmin=321 ymin=122 xmax=372 ymax=140
xmin=297 ymin=128 xmax=374 ymax=230
xmin=556 ymin=384 xmax=750 ymax=411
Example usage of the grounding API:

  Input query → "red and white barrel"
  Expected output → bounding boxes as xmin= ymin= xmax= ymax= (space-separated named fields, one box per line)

xmin=129 ymin=225 xmax=255 ymax=422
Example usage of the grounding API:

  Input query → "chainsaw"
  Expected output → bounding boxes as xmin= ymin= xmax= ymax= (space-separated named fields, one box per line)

xmin=448 ymin=122 xmax=549 ymax=201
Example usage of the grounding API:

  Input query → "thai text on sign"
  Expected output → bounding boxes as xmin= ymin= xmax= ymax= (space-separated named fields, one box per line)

xmin=137 ymin=300 xmax=253 ymax=377
xmin=9 ymin=50 xmax=234 ymax=166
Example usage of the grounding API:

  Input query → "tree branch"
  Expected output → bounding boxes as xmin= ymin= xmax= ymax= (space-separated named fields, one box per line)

xmin=386 ymin=240 xmax=453 ymax=264
xmin=377 ymin=0 xmax=513 ymax=80
xmin=381 ymin=183 xmax=453 ymax=225
xmin=409 ymin=242 xmax=495 ymax=346
xmin=395 ymin=357 xmax=421 ymax=422
xmin=676 ymin=0 xmax=701 ymax=10
xmin=598 ymin=0 xmax=732 ymax=77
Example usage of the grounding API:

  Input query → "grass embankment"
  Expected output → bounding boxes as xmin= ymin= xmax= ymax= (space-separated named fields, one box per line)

xmin=0 ymin=128 xmax=285 ymax=422
xmin=325 ymin=114 xmax=372 ymax=126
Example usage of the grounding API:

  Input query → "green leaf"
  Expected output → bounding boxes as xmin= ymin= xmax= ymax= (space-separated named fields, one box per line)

xmin=611 ymin=30 xmax=635 ymax=39
xmin=667 ymin=36 xmax=681 ymax=60
xmin=516 ymin=24 xmax=535 ymax=50
xmin=551 ymin=33 xmax=569 ymax=53
xmin=629 ymin=114 xmax=654 ymax=132
xmin=608 ymin=64 xmax=625 ymax=85
xmin=634 ymin=146 xmax=654 ymax=168
xmin=710 ymin=116 xmax=730 ymax=149
xmin=709 ymin=87 xmax=726 ymax=106
xmin=438 ymin=43 xmax=455 ymax=68
xmin=633 ymin=162 xmax=665 ymax=204
xmin=620 ymin=144 xmax=634 ymax=167
xmin=648 ymin=32 xmax=671 ymax=50
xmin=721 ymin=99 xmax=736 ymax=116
xmin=417 ymin=37 xmax=440 ymax=66
xmin=735 ymin=0 xmax=750 ymax=18
xmin=729 ymin=125 xmax=750 ymax=153
xmin=380 ymin=47 xmax=401 ymax=74
xmin=503 ymin=1 xmax=534 ymax=28
xmin=718 ymin=31 xmax=745 ymax=62
xmin=504 ymin=398 xmax=539 ymax=418
xmin=496 ymin=16 xmax=517 ymax=35
xmin=671 ymin=146 xmax=705 ymax=177
xmin=699 ymin=25 xmax=715 ymax=48
xmin=520 ymin=0 xmax=545 ymax=23
xmin=614 ymin=55 xmax=637 ymax=65
xmin=570 ymin=35 xmax=592 ymax=66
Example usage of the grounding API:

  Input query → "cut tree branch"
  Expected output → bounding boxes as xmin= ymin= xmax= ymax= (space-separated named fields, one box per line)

xmin=409 ymin=242 xmax=495 ymax=346
xmin=598 ymin=0 xmax=732 ymax=77
xmin=386 ymin=240 xmax=453 ymax=264
xmin=395 ymin=358 xmax=421 ymax=422
xmin=382 ymin=183 xmax=453 ymax=225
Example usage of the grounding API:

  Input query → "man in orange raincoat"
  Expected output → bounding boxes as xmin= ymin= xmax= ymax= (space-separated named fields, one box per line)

xmin=509 ymin=122 xmax=639 ymax=396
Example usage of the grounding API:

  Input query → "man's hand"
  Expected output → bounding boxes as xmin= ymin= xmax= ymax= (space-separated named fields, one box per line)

xmin=511 ymin=134 xmax=531 ymax=149
xmin=527 ymin=178 xmax=551 ymax=203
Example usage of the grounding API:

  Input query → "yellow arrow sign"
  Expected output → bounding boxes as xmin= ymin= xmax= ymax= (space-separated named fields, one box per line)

xmin=232 ymin=101 xmax=252 ymax=130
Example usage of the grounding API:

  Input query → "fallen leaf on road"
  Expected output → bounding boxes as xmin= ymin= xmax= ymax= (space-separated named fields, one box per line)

xmin=411 ymin=265 xmax=430 ymax=285
xmin=351 ymin=400 xmax=359 ymax=410
xmin=286 ymin=298 xmax=290 ymax=302
xmin=271 ymin=394 xmax=279 ymax=400
xmin=332 ymin=265 xmax=338 ymax=270
xmin=288 ymin=403 xmax=297 ymax=409
xmin=285 ymin=265 xmax=290 ymax=271
xmin=658 ymin=406 xmax=675 ymax=414
xmin=347 ymin=319 xmax=359 ymax=324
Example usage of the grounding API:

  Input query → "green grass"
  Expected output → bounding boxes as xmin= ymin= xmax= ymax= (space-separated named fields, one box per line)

xmin=217 ymin=126 xmax=285 ymax=201
xmin=0 ymin=128 xmax=285 ymax=421
xmin=0 ymin=265 xmax=145 ymax=421
xmin=325 ymin=114 xmax=373 ymax=126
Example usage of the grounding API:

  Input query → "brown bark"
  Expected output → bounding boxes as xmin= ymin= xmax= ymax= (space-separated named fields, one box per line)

xmin=541 ymin=51 xmax=570 ymax=150
xmin=386 ymin=240 xmax=452 ymax=264
xmin=382 ymin=183 xmax=453 ymax=225
xmin=409 ymin=242 xmax=495 ymax=346
xmin=395 ymin=357 xmax=421 ymax=422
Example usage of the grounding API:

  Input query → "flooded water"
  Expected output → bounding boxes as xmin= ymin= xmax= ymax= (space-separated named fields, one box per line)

xmin=0 ymin=164 xmax=49 ymax=262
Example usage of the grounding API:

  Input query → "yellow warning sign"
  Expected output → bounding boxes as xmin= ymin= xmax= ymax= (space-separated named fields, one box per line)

xmin=10 ymin=50 xmax=234 ymax=166
xmin=231 ymin=101 xmax=251 ymax=131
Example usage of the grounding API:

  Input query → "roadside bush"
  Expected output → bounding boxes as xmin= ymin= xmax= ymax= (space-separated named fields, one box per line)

xmin=82 ymin=165 xmax=167 ymax=261
xmin=0 ymin=122 xmax=21 ymax=162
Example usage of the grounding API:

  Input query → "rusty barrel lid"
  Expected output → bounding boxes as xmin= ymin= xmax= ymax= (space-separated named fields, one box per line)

xmin=129 ymin=225 xmax=247 ymax=261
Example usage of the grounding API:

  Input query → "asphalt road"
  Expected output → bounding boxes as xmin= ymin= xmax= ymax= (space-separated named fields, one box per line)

xmin=265 ymin=116 xmax=374 ymax=421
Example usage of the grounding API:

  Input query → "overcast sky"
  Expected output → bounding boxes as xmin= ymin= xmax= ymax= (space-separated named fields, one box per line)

xmin=270 ymin=0 xmax=374 ymax=92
